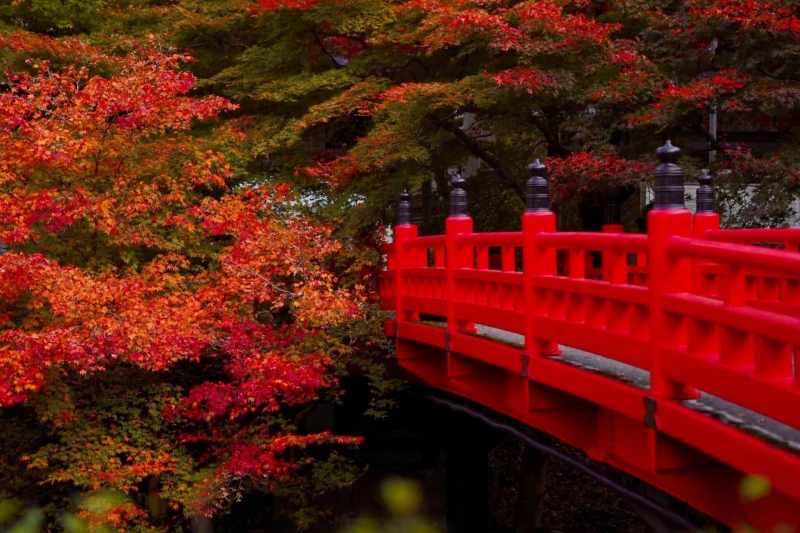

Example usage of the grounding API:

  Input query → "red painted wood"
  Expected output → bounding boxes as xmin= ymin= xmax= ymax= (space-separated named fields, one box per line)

xmin=381 ymin=210 xmax=800 ymax=531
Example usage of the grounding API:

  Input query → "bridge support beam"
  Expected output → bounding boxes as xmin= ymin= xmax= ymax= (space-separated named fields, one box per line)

xmin=444 ymin=411 xmax=502 ymax=533
xmin=516 ymin=444 xmax=550 ymax=533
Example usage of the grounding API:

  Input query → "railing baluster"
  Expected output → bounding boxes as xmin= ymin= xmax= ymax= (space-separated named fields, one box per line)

xmin=435 ymin=246 xmax=446 ymax=268
xmin=502 ymin=245 xmax=515 ymax=272
xmin=602 ymin=201 xmax=627 ymax=284
xmin=477 ymin=245 xmax=489 ymax=269
xmin=754 ymin=336 xmax=793 ymax=379
xmin=568 ymin=248 xmax=585 ymax=280
xmin=719 ymin=265 xmax=754 ymax=368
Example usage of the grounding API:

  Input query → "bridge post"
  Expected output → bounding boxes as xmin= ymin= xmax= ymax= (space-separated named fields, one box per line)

xmin=648 ymin=141 xmax=696 ymax=400
xmin=444 ymin=410 xmax=501 ymax=533
xmin=602 ymin=192 xmax=627 ymax=283
xmin=692 ymin=170 xmax=720 ymax=296
xmin=602 ymin=192 xmax=625 ymax=234
xmin=446 ymin=174 xmax=475 ymax=345
xmin=394 ymin=191 xmax=419 ymax=354
xmin=522 ymin=160 xmax=559 ymax=366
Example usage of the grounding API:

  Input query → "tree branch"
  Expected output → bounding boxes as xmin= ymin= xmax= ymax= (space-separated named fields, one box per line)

xmin=311 ymin=28 xmax=342 ymax=70
xmin=441 ymin=120 xmax=526 ymax=202
xmin=758 ymin=66 xmax=800 ymax=83
xmin=528 ymin=116 xmax=572 ymax=158
xmin=690 ymin=121 xmax=726 ymax=155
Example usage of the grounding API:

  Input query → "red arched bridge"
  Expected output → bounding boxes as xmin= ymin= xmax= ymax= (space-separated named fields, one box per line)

xmin=379 ymin=142 xmax=800 ymax=532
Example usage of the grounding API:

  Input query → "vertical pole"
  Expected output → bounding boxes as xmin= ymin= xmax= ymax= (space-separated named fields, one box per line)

xmin=648 ymin=141 xmax=696 ymax=400
xmin=708 ymin=38 xmax=718 ymax=164
xmin=602 ymin=192 xmax=625 ymax=234
xmin=516 ymin=444 xmax=551 ymax=533
xmin=522 ymin=160 xmax=559 ymax=368
xmin=446 ymin=175 xmax=474 ymax=346
xmin=692 ymin=170 xmax=720 ymax=296
xmin=602 ymin=192 xmax=626 ymax=284
xmin=394 ymin=191 xmax=418 ymax=354
xmin=445 ymin=412 xmax=498 ymax=533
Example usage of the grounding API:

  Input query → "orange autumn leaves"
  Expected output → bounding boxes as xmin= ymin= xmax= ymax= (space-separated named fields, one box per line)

xmin=0 ymin=36 xmax=236 ymax=246
xmin=0 ymin=35 xmax=364 ymax=408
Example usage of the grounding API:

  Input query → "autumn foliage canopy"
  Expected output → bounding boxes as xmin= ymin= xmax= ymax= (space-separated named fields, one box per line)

xmin=0 ymin=32 xmax=377 ymax=531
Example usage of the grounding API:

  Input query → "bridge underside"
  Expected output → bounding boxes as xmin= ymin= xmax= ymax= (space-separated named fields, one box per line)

xmin=388 ymin=319 xmax=800 ymax=533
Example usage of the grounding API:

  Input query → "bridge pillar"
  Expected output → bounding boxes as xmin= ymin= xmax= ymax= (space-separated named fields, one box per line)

xmin=692 ymin=170 xmax=720 ymax=296
xmin=443 ymin=410 xmax=501 ymax=533
xmin=602 ymin=193 xmax=626 ymax=283
xmin=395 ymin=191 xmax=419 ymax=358
xmin=446 ymin=174 xmax=475 ymax=357
xmin=516 ymin=444 xmax=550 ymax=533
xmin=522 ymin=160 xmax=559 ymax=363
xmin=648 ymin=141 xmax=696 ymax=401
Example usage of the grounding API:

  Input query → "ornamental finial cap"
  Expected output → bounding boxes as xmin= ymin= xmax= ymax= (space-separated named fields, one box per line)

xmin=696 ymin=169 xmax=715 ymax=214
xmin=656 ymin=139 xmax=682 ymax=165
xmin=449 ymin=174 xmax=468 ymax=217
xmin=528 ymin=159 xmax=546 ymax=178
xmin=653 ymin=140 xmax=686 ymax=209
xmin=397 ymin=189 xmax=413 ymax=225
xmin=526 ymin=159 xmax=550 ymax=212
xmin=698 ymin=169 xmax=713 ymax=187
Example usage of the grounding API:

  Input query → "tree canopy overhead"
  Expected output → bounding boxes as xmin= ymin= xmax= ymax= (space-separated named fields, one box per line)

xmin=157 ymin=0 xmax=800 ymax=230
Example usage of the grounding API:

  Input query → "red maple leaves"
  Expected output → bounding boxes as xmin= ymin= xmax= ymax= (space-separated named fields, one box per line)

xmin=0 ymin=32 xmax=367 ymax=523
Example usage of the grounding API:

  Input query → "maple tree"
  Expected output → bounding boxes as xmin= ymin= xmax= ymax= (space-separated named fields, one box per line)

xmin=100 ymin=0 xmax=799 ymax=232
xmin=0 ymin=32 xmax=394 ymax=532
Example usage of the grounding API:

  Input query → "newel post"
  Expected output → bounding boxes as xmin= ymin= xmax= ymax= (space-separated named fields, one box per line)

xmin=692 ymin=170 xmax=720 ymax=296
xmin=394 ymin=191 xmax=418 ymax=331
xmin=648 ymin=141 xmax=695 ymax=400
xmin=446 ymin=174 xmax=474 ymax=339
xmin=522 ymin=160 xmax=559 ymax=368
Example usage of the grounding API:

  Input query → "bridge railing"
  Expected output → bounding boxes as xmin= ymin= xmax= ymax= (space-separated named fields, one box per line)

xmin=696 ymin=229 xmax=800 ymax=315
xmin=662 ymin=235 xmax=800 ymax=428
xmin=379 ymin=143 xmax=800 ymax=529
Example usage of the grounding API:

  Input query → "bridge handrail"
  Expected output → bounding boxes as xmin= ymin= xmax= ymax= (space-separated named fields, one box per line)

xmin=535 ymin=232 xmax=648 ymax=252
xmin=454 ymin=231 xmax=523 ymax=247
xmin=702 ymin=228 xmax=800 ymax=244
xmin=666 ymin=236 xmax=800 ymax=278
xmin=404 ymin=235 xmax=446 ymax=250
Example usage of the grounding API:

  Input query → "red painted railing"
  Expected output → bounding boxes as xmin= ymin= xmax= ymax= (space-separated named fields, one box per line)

xmin=379 ymin=146 xmax=800 ymax=531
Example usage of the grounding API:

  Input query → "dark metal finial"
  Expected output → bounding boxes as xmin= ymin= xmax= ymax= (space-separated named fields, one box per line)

xmin=604 ymin=192 xmax=621 ymax=225
xmin=653 ymin=140 xmax=686 ymax=209
xmin=526 ymin=160 xmax=550 ymax=212
xmin=397 ymin=190 xmax=413 ymax=225
xmin=695 ymin=169 xmax=715 ymax=213
xmin=449 ymin=174 xmax=468 ymax=217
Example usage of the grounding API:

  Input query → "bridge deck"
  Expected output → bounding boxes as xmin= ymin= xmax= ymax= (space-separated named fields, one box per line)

xmin=475 ymin=324 xmax=800 ymax=451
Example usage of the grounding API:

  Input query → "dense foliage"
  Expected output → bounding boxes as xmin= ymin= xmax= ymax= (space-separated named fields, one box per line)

xmin=169 ymin=0 xmax=800 ymax=231
xmin=0 ymin=31 xmax=393 ymax=532
xmin=1 ymin=0 xmax=799 ymax=531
